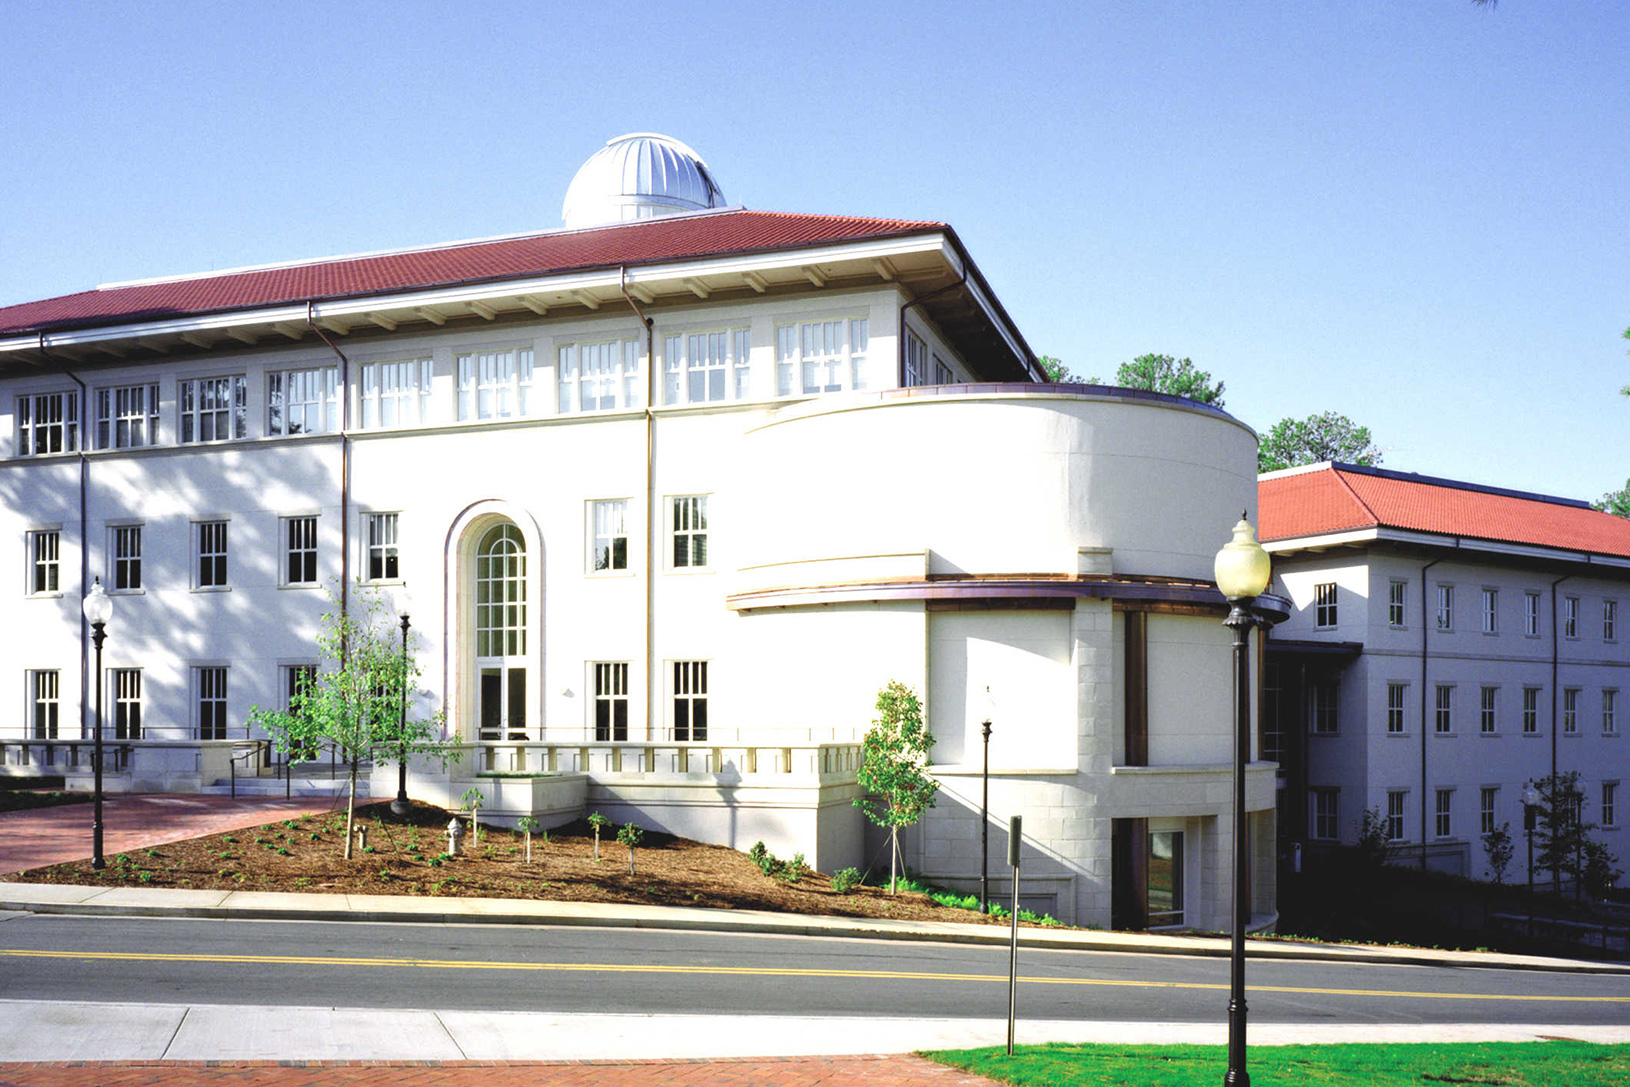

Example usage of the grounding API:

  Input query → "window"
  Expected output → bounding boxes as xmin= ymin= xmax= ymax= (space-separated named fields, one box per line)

xmin=285 ymin=664 xmax=318 ymax=711
xmin=475 ymin=524 xmax=527 ymax=658
xmin=902 ymin=329 xmax=927 ymax=387
xmin=1435 ymin=789 xmax=1454 ymax=839
xmin=195 ymin=521 xmax=228 ymax=588
xmin=28 ymin=530 xmax=60 ymax=594
xmin=775 ymin=319 xmax=869 ymax=396
xmin=1522 ymin=687 xmax=1540 ymax=735
xmin=1310 ymin=679 xmax=1338 ymax=734
xmin=1604 ymin=782 xmax=1619 ymax=828
xmin=1564 ymin=688 xmax=1580 ymax=734
xmin=1436 ymin=585 xmax=1454 ymax=631
xmin=1480 ymin=787 xmax=1498 ymax=836
xmin=267 ymin=367 xmax=338 ymax=436
xmin=1605 ymin=689 xmax=1619 ymax=735
xmin=284 ymin=516 xmax=318 ymax=586
xmin=1525 ymin=591 xmax=1541 ymax=637
xmin=112 ymin=525 xmax=141 ymax=591
xmin=1479 ymin=686 xmax=1496 ymax=734
xmin=179 ymin=376 xmax=246 ymax=443
xmin=671 ymin=496 xmax=708 ymax=569
xmin=1606 ymin=600 xmax=1618 ymax=642
xmin=1386 ymin=683 xmax=1407 ymax=734
xmin=1435 ymin=685 xmax=1454 ymax=734
xmin=561 ymin=339 xmax=643 ymax=412
xmin=1386 ymin=791 xmax=1407 ymax=841
xmin=661 ymin=331 xmax=744 ymax=405
xmin=359 ymin=358 xmax=433 ymax=428
xmin=673 ymin=660 xmax=708 ymax=741
xmin=1564 ymin=596 xmax=1579 ymax=639
xmin=1481 ymin=589 xmax=1498 ymax=634
xmin=95 ymin=383 xmax=160 ymax=448
xmin=1147 ymin=831 xmax=1185 ymax=928
xmin=195 ymin=666 xmax=228 ymax=740
xmin=29 ymin=670 xmax=59 ymax=738
xmin=15 ymin=391 xmax=79 ymax=455
xmin=112 ymin=668 xmax=142 ymax=740
xmin=1389 ymin=580 xmax=1407 ymax=628
xmin=1314 ymin=582 xmax=1337 ymax=629
xmin=365 ymin=513 xmax=399 ymax=581
xmin=591 ymin=500 xmax=628 ymax=572
xmin=1312 ymin=789 xmax=1339 ymax=840
xmin=593 ymin=662 xmax=629 ymax=742
xmin=933 ymin=356 xmax=953 ymax=385
xmin=457 ymin=348 xmax=536 ymax=420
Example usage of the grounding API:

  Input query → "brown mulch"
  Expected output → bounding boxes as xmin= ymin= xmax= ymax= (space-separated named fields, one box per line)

xmin=3 ymin=801 xmax=1024 ymax=926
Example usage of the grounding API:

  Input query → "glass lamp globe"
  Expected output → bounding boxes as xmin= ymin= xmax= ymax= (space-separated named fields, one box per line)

xmin=82 ymin=577 xmax=113 ymax=626
xmin=1214 ymin=515 xmax=1272 ymax=600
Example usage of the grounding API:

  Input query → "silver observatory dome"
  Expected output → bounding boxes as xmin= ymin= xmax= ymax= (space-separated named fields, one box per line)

xmin=561 ymin=133 xmax=728 ymax=230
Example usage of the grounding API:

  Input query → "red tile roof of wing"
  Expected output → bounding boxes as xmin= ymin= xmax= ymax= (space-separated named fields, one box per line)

xmin=1259 ymin=463 xmax=1630 ymax=559
xmin=0 ymin=210 xmax=943 ymax=336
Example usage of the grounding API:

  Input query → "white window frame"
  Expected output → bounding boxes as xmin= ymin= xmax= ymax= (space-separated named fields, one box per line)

xmin=1388 ymin=580 xmax=1407 ymax=628
xmin=1310 ymin=679 xmax=1338 ymax=735
xmin=1314 ymin=582 xmax=1337 ymax=629
xmin=359 ymin=358 xmax=433 ymax=429
xmin=559 ymin=339 xmax=642 ymax=414
xmin=902 ymin=328 xmax=928 ymax=387
xmin=1479 ymin=786 xmax=1498 ymax=836
xmin=669 ymin=495 xmax=709 ymax=571
xmin=283 ymin=663 xmax=318 ymax=712
xmin=95 ymin=383 xmax=160 ymax=449
xmin=1481 ymin=588 xmax=1498 ymax=634
xmin=1436 ymin=584 xmax=1454 ymax=631
xmin=1479 ymin=685 xmax=1497 ymax=735
xmin=1564 ymin=595 xmax=1579 ymax=640
xmin=178 ymin=375 xmax=247 ymax=444
xmin=457 ymin=347 xmax=536 ymax=420
xmin=1564 ymin=687 xmax=1580 ymax=734
xmin=776 ymin=318 xmax=870 ymax=396
xmin=1522 ymin=687 xmax=1540 ymax=735
xmin=1311 ymin=788 xmax=1339 ymax=840
xmin=1435 ymin=684 xmax=1454 ymax=734
xmin=933 ymin=356 xmax=953 ymax=385
xmin=267 ymin=367 xmax=339 ymax=436
xmin=590 ymin=500 xmax=630 ymax=574
xmin=364 ymin=513 xmax=400 ymax=582
xmin=1386 ymin=790 xmax=1407 ymax=842
xmin=1386 ymin=682 xmax=1407 ymax=735
xmin=1524 ymin=591 xmax=1541 ymax=637
xmin=28 ymin=529 xmax=61 ymax=595
xmin=283 ymin=515 xmax=319 ymax=587
xmin=671 ymin=659 xmax=709 ymax=742
xmin=15 ymin=390 xmax=80 ymax=456
xmin=1605 ymin=600 xmax=1618 ymax=643
xmin=193 ymin=665 xmax=229 ymax=740
xmin=112 ymin=667 xmax=142 ymax=740
xmin=591 ymin=661 xmax=630 ymax=742
xmin=1435 ymin=788 xmax=1454 ymax=839
xmin=194 ymin=520 xmax=229 ymax=590
xmin=1605 ymin=689 xmax=1619 ymax=735
xmin=1604 ymin=782 xmax=1619 ymax=829
xmin=28 ymin=669 xmax=60 ymax=738
xmin=111 ymin=524 xmax=142 ymax=592
xmin=661 ymin=330 xmax=745 ymax=406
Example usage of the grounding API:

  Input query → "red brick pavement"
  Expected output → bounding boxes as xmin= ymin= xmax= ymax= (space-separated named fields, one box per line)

xmin=0 ymin=1056 xmax=1004 ymax=1086
xmin=0 ymin=795 xmax=368 ymax=875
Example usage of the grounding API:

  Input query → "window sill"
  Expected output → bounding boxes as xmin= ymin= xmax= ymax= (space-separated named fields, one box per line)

xmin=279 ymin=583 xmax=322 ymax=591
xmin=190 ymin=586 xmax=231 ymax=594
xmin=26 ymin=592 xmax=64 ymax=600
xmin=587 ymin=570 xmax=635 ymax=579
xmin=666 ymin=566 xmax=714 ymax=576
xmin=109 ymin=588 xmax=145 ymax=596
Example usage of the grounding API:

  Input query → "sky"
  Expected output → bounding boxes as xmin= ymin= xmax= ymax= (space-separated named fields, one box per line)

xmin=1 ymin=1 xmax=1624 ymax=503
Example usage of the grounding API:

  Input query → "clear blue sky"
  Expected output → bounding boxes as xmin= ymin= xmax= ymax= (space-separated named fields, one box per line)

xmin=2 ymin=1 xmax=1624 ymax=502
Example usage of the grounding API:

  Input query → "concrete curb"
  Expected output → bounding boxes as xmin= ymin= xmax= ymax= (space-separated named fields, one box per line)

xmin=3 ymin=880 xmax=1626 ymax=975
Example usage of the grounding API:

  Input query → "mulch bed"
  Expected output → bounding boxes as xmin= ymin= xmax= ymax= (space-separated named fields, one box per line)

xmin=3 ymin=800 xmax=1021 ymax=926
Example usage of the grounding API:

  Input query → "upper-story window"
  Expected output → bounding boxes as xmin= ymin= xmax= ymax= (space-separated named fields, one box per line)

xmin=112 ymin=525 xmax=142 ymax=591
xmin=29 ymin=529 xmax=60 ymax=594
xmin=1525 ymin=591 xmax=1541 ymax=637
xmin=1605 ymin=600 xmax=1618 ymax=642
xmin=777 ymin=319 xmax=869 ymax=396
xmin=1436 ymin=584 xmax=1454 ymax=631
xmin=195 ymin=520 xmax=228 ymax=589
xmin=1314 ymin=582 xmax=1337 ymax=629
xmin=902 ymin=329 xmax=928 ymax=387
xmin=457 ymin=348 xmax=537 ymax=420
xmin=359 ymin=359 xmax=433 ymax=429
xmin=365 ymin=513 xmax=400 ymax=581
xmin=591 ymin=500 xmax=629 ymax=573
xmin=179 ymin=376 xmax=247 ymax=443
xmin=16 ymin=391 xmax=79 ymax=456
xmin=1310 ymin=679 xmax=1338 ymax=734
xmin=933 ymin=356 xmax=954 ymax=385
xmin=268 ymin=367 xmax=338 ymax=436
xmin=1388 ymin=580 xmax=1407 ymax=628
xmin=663 ymin=331 xmax=745 ymax=405
xmin=562 ymin=339 xmax=642 ymax=412
xmin=96 ymin=384 xmax=160 ymax=449
xmin=1481 ymin=588 xmax=1498 ymax=634
xmin=670 ymin=496 xmax=708 ymax=570
xmin=284 ymin=516 xmax=318 ymax=586
xmin=1563 ymin=596 xmax=1580 ymax=639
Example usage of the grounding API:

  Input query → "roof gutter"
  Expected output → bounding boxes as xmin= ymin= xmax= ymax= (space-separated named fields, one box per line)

xmin=619 ymin=266 xmax=657 ymax=741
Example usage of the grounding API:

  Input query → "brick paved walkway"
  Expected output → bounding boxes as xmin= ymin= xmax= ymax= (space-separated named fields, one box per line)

xmin=0 ymin=1056 xmax=1003 ymax=1086
xmin=0 ymin=795 xmax=366 ymax=874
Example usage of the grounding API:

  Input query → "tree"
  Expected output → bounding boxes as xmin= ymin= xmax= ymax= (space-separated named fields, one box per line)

xmin=247 ymin=584 xmax=450 ymax=860
xmin=1037 ymin=356 xmax=1080 ymax=383
xmin=854 ymin=681 xmax=939 ymax=894
xmin=1111 ymin=353 xmax=1224 ymax=406
xmin=1595 ymin=481 xmax=1630 ymax=519
xmin=1482 ymin=822 xmax=1514 ymax=885
xmin=1527 ymin=771 xmax=1620 ymax=898
xmin=1257 ymin=411 xmax=1383 ymax=474
xmin=617 ymin=821 xmax=643 ymax=875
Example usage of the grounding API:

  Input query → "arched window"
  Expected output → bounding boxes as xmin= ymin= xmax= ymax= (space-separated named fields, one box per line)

xmin=475 ymin=523 xmax=528 ymax=739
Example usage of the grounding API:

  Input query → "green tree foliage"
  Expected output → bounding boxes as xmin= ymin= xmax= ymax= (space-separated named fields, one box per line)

xmin=587 ymin=811 xmax=609 ymax=862
xmin=1526 ymin=771 xmax=1622 ymax=898
xmin=1257 ymin=411 xmax=1383 ymax=474
xmin=1111 ymin=353 xmax=1224 ymax=406
xmin=1037 ymin=356 xmax=1080 ymax=383
xmin=1481 ymin=822 xmax=1514 ymax=885
xmin=247 ymin=584 xmax=450 ymax=860
xmin=1596 ymin=481 xmax=1630 ymax=519
xmin=855 ymin=680 xmax=939 ymax=893
xmin=617 ymin=821 xmax=643 ymax=875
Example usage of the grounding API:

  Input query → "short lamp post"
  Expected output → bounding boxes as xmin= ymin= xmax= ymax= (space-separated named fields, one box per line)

xmin=81 ymin=578 xmax=114 ymax=871
xmin=391 ymin=586 xmax=412 ymax=817
xmin=981 ymin=714 xmax=993 ymax=915
xmin=1214 ymin=514 xmax=1272 ymax=1087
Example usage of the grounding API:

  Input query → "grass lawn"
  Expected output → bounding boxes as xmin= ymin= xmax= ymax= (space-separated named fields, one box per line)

xmin=926 ymin=1041 xmax=1630 ymax=1086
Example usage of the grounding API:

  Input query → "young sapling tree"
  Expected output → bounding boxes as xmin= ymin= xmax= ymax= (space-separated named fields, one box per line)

xmin=854 ymin=680 xmax=939 ymax=894
xmin=588 ymin=812 xmax=610 ymax=862
xmin=617 ymin=821 xmax=644 ymax=875
xmin=517 ymin=815 xmax=540 ymax=863
xmin=460 ymin=786 xmax=484 ymax=849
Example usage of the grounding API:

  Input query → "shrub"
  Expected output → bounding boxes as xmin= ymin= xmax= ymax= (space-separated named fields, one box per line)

xmin=832 ymin=867 xmax=863 ymax=894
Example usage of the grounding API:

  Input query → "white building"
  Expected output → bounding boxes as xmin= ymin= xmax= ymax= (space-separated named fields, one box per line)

xmin=0 ymin=134 xmax=1283 ymax=929
xmin=1259 ymin=462 xmax=1629 ymax=885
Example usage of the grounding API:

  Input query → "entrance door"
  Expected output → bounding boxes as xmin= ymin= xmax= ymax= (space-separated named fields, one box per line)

xmin=474 ymin=522 xmax=528 ymax=740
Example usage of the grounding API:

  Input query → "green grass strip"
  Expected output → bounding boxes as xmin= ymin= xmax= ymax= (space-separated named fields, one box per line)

xmin=925 ymin=1040 xmax=1630 ymax=1087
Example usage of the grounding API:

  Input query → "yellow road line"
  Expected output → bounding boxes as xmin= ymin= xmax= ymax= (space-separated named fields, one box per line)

xmin=0 ymin=947 xmax=1622 ymax=1004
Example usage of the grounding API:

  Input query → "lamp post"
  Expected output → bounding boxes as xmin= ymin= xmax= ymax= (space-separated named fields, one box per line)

xmin=1214 ymin=514 xmax=1272 ymax=1087
xmin=1522 ymin=784 xmax=1541 ymax=930
xmin=81 ymin=578 xmax=114 ymax=871
xmin=391 ymin=586 xmax=412 ymax=817
xmin=981 ymin=714 xmax=993 ymax=914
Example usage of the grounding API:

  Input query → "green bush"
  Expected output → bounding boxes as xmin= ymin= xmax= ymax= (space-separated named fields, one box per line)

xmin=832 ymin=867 xmax=863 ymax=894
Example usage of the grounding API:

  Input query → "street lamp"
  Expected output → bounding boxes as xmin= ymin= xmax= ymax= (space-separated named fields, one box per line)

xmin=391 ymin=585 xmax=412 ymax=817
xmin=1522 ymin=784 xmax=1541 ymax=926
xmin=81 ymin=578 xmax=114 ymax=871
xmin=980 ymin=684 xmax=994 ymax=915
xmin=1214 ymin=514 xmax=1272 ymax=1087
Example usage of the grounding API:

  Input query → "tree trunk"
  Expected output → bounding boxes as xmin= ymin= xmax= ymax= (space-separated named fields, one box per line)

xmin=343 ymin=758 xmax=357 ymax=861
xmin=890 ymin=826 xmax=899 ymax=894
xmin=628 ymin=849 xmax=636 ymax=876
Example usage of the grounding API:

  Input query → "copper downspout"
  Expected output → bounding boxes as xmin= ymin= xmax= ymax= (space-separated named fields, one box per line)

xmin=897 ymin=269 xmax=968 ymax=385
xmin=619 ymin=267 xmax=657 ymax=740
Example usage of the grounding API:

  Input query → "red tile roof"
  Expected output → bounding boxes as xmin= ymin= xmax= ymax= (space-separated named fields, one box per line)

xmin=1260 ymin=463 xmax=1630 ymax=559
xmin=0 ymin=210 xmax=942 ymax=336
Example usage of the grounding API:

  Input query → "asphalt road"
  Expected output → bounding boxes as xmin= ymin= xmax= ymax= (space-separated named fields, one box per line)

xmin=0 ymin=913 xmax=1625 ymax=1028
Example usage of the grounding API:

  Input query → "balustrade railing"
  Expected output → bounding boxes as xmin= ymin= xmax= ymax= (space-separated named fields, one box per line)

xmin=450 ymin=739 xmax=861 ymax=779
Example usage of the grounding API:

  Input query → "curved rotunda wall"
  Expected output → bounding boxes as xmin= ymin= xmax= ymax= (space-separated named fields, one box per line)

xmin=738 ymin=389 xmax=1260 ymax=583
